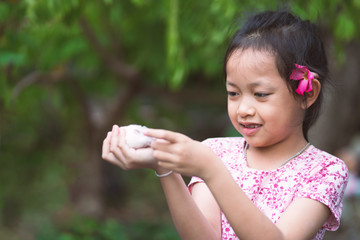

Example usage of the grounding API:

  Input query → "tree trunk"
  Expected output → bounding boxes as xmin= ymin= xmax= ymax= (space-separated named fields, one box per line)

xmin=70 ymin=136 xmax=104 ymax=217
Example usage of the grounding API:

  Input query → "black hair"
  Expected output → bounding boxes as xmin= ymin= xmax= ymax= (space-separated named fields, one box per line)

xmin=224 ymin=11 xmax=329 ymax=140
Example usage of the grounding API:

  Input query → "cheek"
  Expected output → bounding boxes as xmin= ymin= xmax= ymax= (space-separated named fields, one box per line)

xmin=284 ymin=99 xmax=305 ymax=121
xmin=227 ymin=102 xmax=237 ymax=119
xmin=271 ymin=103 xmax=304 ymax=127
xmin=227 ymin=103 xmax=242 ymax=132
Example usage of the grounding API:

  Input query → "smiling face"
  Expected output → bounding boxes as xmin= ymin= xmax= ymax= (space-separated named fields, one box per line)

xmin=226 ymin=49 xmax=306 ymax=149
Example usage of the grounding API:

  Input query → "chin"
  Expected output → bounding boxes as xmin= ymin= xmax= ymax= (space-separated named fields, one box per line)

xmin=244 ymin=138 xmax=272 ymax=148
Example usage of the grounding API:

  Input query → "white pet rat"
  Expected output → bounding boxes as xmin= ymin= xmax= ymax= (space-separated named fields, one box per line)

xmin=124 ymin=124 xmax=154 ymax=149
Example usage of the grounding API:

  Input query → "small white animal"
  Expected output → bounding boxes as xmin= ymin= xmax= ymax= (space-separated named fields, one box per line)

xmin=124 ymin=124 xmax=154 ymax=149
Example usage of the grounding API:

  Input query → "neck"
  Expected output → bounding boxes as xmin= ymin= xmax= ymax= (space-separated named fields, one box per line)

xmin=245 ymin=136 xmax=309 ymax=170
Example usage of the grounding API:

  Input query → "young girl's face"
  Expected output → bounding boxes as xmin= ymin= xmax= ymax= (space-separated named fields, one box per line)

xmin=226 ymin=49 xmax=306 ymax=148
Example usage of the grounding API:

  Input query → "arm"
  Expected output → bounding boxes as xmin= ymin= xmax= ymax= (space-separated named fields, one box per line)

xmin=158 ymin=173 xmax=221 ymax=240
xmin=102 ymin=125 xmax=221 ymax=239
xmin=204 ymin=161 xmax=330 ymax=240
xmin=147 ymin=128 xmax=331 ymax=240
xmin=276 ymin=198 xmax=331 ymax=239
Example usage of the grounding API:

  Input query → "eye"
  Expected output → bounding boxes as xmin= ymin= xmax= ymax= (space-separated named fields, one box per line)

xmin=254 ymin=92 xmax=270 ymax=98
xmin=227 ymin=91 xmax=239 ymax=97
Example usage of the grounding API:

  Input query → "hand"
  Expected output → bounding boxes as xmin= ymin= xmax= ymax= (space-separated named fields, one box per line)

xmin=146 ymin=128 xmax=219 ymax=179
xmin=102 ymin=125 xmax=158 ymax=170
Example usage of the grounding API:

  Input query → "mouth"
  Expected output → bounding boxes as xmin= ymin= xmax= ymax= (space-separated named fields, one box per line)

xmin=240 ymin=123 xmax=262 ymax=128
xmin=239 ymin=122 xmax=262 ymax=136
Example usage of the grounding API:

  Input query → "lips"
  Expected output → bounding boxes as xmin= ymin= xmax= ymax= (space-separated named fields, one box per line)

xmin=241 ymin=123 xmax=262 ymax=128
xmin=239 ymin=122 xmax=262 ymax=136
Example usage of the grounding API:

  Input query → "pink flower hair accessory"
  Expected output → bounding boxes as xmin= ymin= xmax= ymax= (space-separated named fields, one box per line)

xmin=289 ymin=64 xmax=319 ymax=95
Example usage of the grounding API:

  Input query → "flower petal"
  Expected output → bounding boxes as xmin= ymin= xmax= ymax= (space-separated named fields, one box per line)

xmin=306 ymin=70 xmax=315 ymax=81
xmin=306 ymin=79 xmax=313 ymax=92
xmin=294 ymin=64 xmax=307 ymax=70
xmin=296 ymin=79 xmax=309 ymax=95
xmin=291 ymin=64 xmax=315 ymax=95
xmin=290 ymin=69 xmax=305 ymax=80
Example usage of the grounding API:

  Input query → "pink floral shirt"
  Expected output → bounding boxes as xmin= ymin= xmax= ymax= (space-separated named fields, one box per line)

xmin=188 ymin=137 xmax=348 ymax=240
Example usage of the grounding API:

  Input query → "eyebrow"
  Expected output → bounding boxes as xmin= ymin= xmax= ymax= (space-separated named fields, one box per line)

xmin=226 ymin=80 xmax=263 ymax=88
xmin=226 ymin=80 xmax=276 ymax=91
xmin=226 ymin=81 xmax=238 ymax=87
xmin=248 ymin=82 xmax=262 ymax=88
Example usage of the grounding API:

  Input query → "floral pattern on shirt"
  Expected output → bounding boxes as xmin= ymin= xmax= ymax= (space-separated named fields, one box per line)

xmin=188 ymin=137 xmax=348 ymax=240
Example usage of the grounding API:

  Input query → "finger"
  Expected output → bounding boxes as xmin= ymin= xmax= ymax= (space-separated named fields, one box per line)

xmin=116 ymin=127 xmax=132 ymax=159
xmin=108 ymin=126 xmax=130 ymax=168
xmin=113 ymin=127 xmax=146 ymax=170
xmin=145 ymin=128 xmax=185 ymax=143
xmin=102 ymin=132 xmax=126 ymax=169
xmin=151 ymin=138 xmax=171 ymax=151
xmin=110 ymin=125 xmax=119 ymax=153
xmin=102 ymin=131 xmax=112 ymax=159
xmin=118 ymin=127 xmax=128 ymax=149
xmin=103 ymin=131 xmax=120 ymax=162
xmin=110 ymin=127 xmax=128 ymax=161
xmin=153 ymin=149 xmax=178 ymax=163
xmin=105 ymin=157 xmax=126 ymax=169
xmin=119 ymin=128 xmax=156 ymax=168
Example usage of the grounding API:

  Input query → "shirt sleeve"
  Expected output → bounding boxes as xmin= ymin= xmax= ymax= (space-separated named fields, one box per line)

xmin=188 ymin=176 xmax=204 ymax=194
xmin=295 ymin=158 xmax=349 ymax=231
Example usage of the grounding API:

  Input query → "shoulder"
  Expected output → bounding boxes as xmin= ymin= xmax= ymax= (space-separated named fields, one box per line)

xmin=305 ymin=146 xmax=348 ymax=178
xmin=295 ymin=146 xmax=349 ymax=188
xmin=294 ymin=146 xmax=349 ymax=231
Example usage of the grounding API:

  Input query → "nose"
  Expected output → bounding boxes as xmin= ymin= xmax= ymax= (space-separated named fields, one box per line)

xmin=236 ymin=97 xmax=255 ymax=118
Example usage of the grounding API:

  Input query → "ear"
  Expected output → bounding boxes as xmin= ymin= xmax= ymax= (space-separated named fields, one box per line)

xmin=301 ymin=79 xmax=321 ymax=110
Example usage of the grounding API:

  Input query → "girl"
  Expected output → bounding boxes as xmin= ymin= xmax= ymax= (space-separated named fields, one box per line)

xmin=102 ymin=11 xmax=348 ymax=240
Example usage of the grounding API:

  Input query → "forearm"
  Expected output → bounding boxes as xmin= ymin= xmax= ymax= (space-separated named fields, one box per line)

xmin=159 ymin=172 xmax=220 ymax=240
xmin=204 ymin=161 xmax=284 ymax=240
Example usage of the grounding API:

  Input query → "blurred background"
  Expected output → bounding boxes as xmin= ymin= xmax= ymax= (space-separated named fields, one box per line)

xmin=0 ymin=0 xmax=359 ymax=239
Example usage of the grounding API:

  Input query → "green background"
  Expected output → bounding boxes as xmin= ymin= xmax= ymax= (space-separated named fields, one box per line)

xmin=1 ymin=0 xmax=359 ymax=239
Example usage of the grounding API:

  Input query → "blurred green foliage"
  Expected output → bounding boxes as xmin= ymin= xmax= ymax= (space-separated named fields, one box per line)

xmin=1 ymin=0 xmax=360 ymax=239
xmin=36 ymin=216 xmax=180 ymax=240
